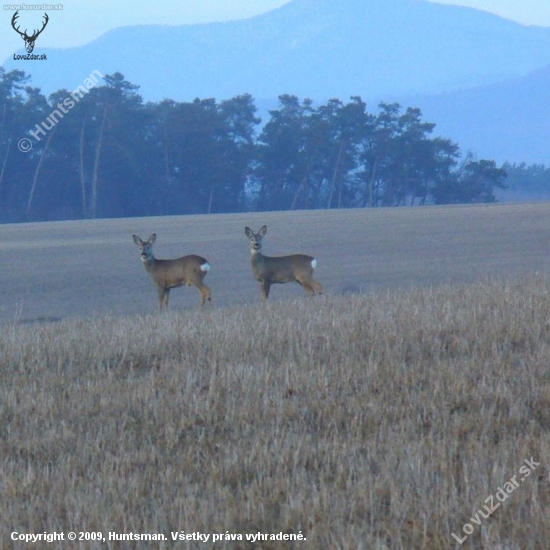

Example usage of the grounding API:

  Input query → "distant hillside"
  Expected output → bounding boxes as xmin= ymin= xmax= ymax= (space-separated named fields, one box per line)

xmin=4 ymin=0 xmax=550 ymax=101
xmin=408 ymin=65 xmax=550 ymax=165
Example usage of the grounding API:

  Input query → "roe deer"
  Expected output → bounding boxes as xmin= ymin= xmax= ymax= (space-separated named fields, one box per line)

xmin=245 ymin=225 xmax=322 ymax=301
xmin=132 ymin=233 xmax=211 ymax=310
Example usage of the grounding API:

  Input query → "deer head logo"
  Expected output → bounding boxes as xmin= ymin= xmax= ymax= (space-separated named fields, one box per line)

xmin=11 ymin=11 xmax=49 ymax=54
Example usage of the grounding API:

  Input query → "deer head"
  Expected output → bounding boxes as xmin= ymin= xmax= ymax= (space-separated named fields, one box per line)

xmin=12 ymin=11 xmax=49 ymax=54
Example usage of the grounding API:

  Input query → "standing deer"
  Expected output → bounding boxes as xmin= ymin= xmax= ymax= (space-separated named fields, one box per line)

xmin=245 ymin=225 xmax=322 ymax=301
xmin=132 ymin=234 xmax=211 ymax=311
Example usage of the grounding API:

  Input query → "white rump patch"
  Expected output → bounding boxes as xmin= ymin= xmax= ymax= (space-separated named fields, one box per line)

xmin=201 ymin=262 xmax=210 ymax=272
xmin=311 ymin=259 xmax=317 ymax=269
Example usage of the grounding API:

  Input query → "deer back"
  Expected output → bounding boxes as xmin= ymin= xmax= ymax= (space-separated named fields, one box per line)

xmin=147 ymin=255 xmax=209 ymax=288
xmin=253 ymin=253 xmax=315 ymax=284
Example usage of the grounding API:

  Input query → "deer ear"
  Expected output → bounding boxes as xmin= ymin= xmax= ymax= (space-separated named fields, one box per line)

xmin=148 ymin=233 xmax=157 ymax=244
xmin=245 ymin=227 xmax=253 ymax=238
xmin=132 ymin=235 xmax=142 ymax=246
xmin=259 ymin=225 xmax=267 ymax=237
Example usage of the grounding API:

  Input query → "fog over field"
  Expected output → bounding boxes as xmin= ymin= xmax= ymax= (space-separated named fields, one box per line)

xmin=1 ymin=203 xmax=550 ymax=323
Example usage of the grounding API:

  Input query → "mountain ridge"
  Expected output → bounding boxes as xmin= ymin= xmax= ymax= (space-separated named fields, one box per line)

xmin=409 ymin=64 xmax=550 ymax=164
xmin=4 ymin=0 xmax=550 ymax=101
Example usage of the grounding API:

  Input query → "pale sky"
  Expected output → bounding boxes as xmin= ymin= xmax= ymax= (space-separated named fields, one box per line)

xmin=429 ymin=0 xmax=550 ymax=26
xmin=2 ymin=0 xmax=550 ymax=65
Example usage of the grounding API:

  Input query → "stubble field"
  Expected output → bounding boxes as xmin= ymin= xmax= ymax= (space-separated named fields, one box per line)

xmin=2 ymin=203 xmax=550 ymax=549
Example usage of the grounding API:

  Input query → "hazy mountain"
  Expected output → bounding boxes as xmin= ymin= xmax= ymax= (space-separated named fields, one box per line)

xmin=4 ymin=0 xmax=550 ymax=102
xmin=408 ymin=65 xmax=550 ymax=164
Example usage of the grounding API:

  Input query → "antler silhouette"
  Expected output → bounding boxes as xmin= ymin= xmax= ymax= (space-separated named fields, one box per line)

xmin=11 ymin=11 xmax=49 ymax=54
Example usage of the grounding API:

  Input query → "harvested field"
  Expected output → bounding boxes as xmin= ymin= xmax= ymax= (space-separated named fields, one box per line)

xmin=1 ymin=203 xmax=550 ymax=322
xmin=1 ymin=204 xmax=550 ymax=548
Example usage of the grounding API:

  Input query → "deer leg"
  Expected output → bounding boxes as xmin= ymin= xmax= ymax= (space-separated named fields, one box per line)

xmin=157 ymin=286 xmax=170 ymax=311
xmin=196 ymin=283 xmax=211 ymax=307
xmin=156 ymin=287 xmax=165 ymax=311
xmin=300 ymin=281 xmax=315 ymax=297
xmin=260 ymin=281 xmax=271 ymax=300
xmin=298 ymin=278 xmax=323 ymax=296
xmin=164 ymin=288 xmax=171 ymax=309
xmin=311 ymin=280 xmax=323 ymax=295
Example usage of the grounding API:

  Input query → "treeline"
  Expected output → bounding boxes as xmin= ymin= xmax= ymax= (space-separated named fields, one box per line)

xmin=0 ymin=68 xmax=511 ymax=223
xmin=498 ymin=163 xmax=550 ymax=202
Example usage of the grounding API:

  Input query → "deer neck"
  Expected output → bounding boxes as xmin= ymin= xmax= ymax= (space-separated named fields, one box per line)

xmin=141 ymin=254 xmax=157 ymax=272
xmin=251 ymin=248 xmax=266 ymax=269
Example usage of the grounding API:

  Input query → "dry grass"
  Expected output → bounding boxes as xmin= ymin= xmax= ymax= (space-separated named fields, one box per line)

xmin=2 ymin=275 xmax=550 ymax=549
